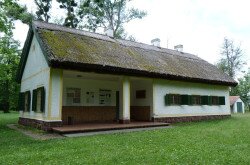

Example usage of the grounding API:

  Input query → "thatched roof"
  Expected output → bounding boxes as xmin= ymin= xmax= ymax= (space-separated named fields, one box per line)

xmin=17 ymin=21 xmax=237 ymax=86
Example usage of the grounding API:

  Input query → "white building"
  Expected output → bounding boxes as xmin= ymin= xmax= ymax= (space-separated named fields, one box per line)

xmin=230 ymin=96 xmax=245 ymax=113
xmin=16 ymin=21 xmax=237 ymax=131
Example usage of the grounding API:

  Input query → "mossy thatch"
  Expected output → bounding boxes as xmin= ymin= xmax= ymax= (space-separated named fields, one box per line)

xmin=18 ymin=21 xmax=237 ymax=86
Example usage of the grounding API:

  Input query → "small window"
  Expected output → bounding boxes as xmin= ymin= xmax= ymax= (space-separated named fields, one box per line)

xmin=192 ymin=95 xmax=201 ymax=105
xmin=211 ymin=96 xmax=219 ymax=105
xmin=32 ymin=87 xmax=45 ymax=112
xmin=181 ymin=94 xmax=189 ymax=105
xmin=219 ymin=96 xmax=225 ymax=105
xmin=66 ymin=88 xmax=81 ymax=105
xmin=201 ymin=96 xmax=209 ymax=105
xmin=24 ymin=91 xmax=31 ymax=112
xmin=136 ymin=90 xmax=146 ymax=99
xmin=166 ymin=94 xmax=181 ymax=105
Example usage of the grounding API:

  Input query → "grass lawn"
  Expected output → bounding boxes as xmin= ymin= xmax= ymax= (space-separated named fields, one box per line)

xmin=0 ymin=112 xmax=250 ymax=164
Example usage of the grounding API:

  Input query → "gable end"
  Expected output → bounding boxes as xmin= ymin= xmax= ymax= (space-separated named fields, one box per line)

xmin=16 ymin=25 xmax=51 ymax=83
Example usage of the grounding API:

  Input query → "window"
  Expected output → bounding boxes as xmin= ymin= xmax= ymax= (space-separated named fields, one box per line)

xmin=165 ymin=94 xmax=223 ymax=106
xmin=181 ymin=95 xmax=189 ymax=105
xmin=32 ymin=87 xmax=45 ymax=112
xmin=99 ymin=89 xmax=111 ymax=105
xmin=219 ymin=96 xmax=225 ymax=105
xmin=66 ymin=88 xmax=81 ymax=105
xmin=165 ymin=94 xmax=181 ymax=105
xmin=136 ymin=90 xmax=146 ymax=99
xmin=24 ymin=91 xmax=31 ymax=112
xmin=192 ymin=95 xmax=201 ymax=105
xmin=211 ymin=96 xmax=219 ymax=105
xmin=201 ymin=96 xmax=209 ymax=105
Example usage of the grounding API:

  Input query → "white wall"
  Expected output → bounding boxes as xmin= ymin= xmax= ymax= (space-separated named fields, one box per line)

xmin=63 ymin=77 xmax=119 ymax=106
xmin=20 ymin=36 xmax=50 ymax=120
xmin=130 ymin=79 xmax=152 ymax=107
xmin=50 ymin=69 xmax=63 ymax=119
xmin=153 ymin=79 xmax=230 ymax=118
xmin=232 ymin=98 xmax=245 ymax=113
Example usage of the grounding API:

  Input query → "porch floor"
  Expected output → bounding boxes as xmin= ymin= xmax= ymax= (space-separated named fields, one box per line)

xmin=52 ymin=122 xmax=170 ymax=134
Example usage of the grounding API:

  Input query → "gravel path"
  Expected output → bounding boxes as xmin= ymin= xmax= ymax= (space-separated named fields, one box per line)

xmin=7 ymin=124 xmax=64 ymax=140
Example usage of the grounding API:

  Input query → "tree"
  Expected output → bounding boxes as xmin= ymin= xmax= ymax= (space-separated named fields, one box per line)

xmin=34 ymin=0 xmax=52 ymax=22
xmin=0 ymin=0 xmax=33 ymax=24
xmin=0 ymin=36 xmax=20 ymax=113
xmin=0 ymin=0 xmax=21 ymax=113
xmin=0 ymin=24 xmax=20 ymax=113
xmin=217 ymin=37 xmax=245 ymax=78
xmin=57 ymin=0 xmax=79 ymax=28
xmin=230 ymin=69 xmax=250 ymax=111
xmin=79 ymin=0 xmax=147 ymax=39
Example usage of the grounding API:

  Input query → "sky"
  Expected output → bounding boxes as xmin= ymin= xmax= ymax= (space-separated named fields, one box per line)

xmin=13 ymin=0 xmax=250 ymax=74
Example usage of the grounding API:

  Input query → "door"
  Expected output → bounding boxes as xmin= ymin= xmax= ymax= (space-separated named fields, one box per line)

xmin=237 ymin=102 xmax=243 ymax=113
xmin=115 ymin=91 xmax=120 ymax=120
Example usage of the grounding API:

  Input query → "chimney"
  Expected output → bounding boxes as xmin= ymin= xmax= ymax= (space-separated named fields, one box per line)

xmin=174 ymin=44 xmax=183 ymax=52
xmin=151 ymin=38 xmax=161 ymax=47
xmin=104 ymin=27 xmax=114 ymax=37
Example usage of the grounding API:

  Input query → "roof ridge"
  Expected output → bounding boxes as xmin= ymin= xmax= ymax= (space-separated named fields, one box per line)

xmin=33 ymin=21 xmax=201 ymax=61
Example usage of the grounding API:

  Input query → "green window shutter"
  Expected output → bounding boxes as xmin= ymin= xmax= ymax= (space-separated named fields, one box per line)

xmin=32 ymin=89 xmax=37 ymax=111
xmin=214 ymin=96 xmax=219 ymax=105
xmin=165 ymin=94 xmax=169 ymax=105
xmin=40 ymin=87 xmax=46 ymax=112
xmin=181 ymin=95 xmax=189 ymax=105
xmin=188 ymin=95 xmax=193 ymax=105
xmin=18 ymin=92 xmax=25 ymax=111
xmin=219 ymin=96 xmax=225 ymax=105
xmin=169 ymin=94 xmax=173 ymax=104
xmin=27 ymin=91 xmax=31 ymax=111
xmin=208 ymin=96 xmax=212 ymax=106
xmin=201 ymin=96 xmax=209 ymax=105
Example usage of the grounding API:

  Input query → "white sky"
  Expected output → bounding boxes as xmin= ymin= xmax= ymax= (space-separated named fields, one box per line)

xmin=13 ymin=0 xmax=250 ymax=73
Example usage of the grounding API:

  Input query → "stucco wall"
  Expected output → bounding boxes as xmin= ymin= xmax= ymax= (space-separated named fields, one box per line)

xmin=49 ymin=69 xmax=63 ymax=119
xmin=20 ymin=36 xmax=49 ymax=120
xmin=153 ymin=79 xmax=230 ymax=118
xmin=130 ymin=80 xmax=152 ymax=106
xmin=232 ymin=99 xmax=245 ymax=113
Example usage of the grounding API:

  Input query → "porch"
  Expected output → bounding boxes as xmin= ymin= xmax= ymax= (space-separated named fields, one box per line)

xmin=52 ymin=121 xmax=169 ymax=134
xmin=57 ymin=70 xmax=154 ymax=125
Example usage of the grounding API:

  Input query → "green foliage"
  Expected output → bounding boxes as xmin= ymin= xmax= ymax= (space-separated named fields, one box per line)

xmin=0 ymin=33 xmax=20 ymax=112
xmin=0 ymin=2 xmax=20 ymax=112
xmin=1 ymin=112 xmax=250 ymax=164
xmin=34 ymin=0 xmax=52 ymax=22
xmin=79 ymin=0 xmax=147 ymax=39
xmin=0 ymin=0 xmax=33 ymax=24
xmin=57 ymin=0 xmax=79 ymax=28
xmin=230 ymin=69 xmax=250 ymax=110
xmin=216 ymin=37 xmax=245 ymax=78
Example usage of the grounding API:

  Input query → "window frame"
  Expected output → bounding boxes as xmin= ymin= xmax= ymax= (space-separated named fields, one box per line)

xmin=168 ymin=94 xmax=181 ymax=105
xmin=192 ymin=95 xmax=201 ymax=105
xmin=66 ymin=87 xmax=81 ymax=105
xmin=32 ymin=87 xmax=45 ymax=113
xmin=211 ymin=96 xmax=219 ymax=105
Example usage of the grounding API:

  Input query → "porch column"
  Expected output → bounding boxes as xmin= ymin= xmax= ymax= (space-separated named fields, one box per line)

xmin=47 ymin=68 xmax=63 ymax=121
xmin=119 ymin=76 xmax=130 ymax=124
